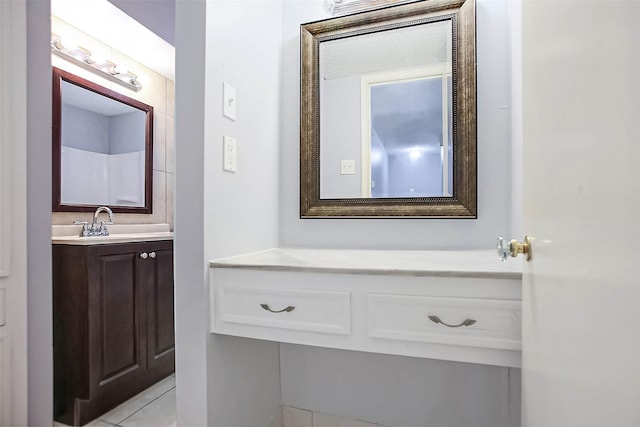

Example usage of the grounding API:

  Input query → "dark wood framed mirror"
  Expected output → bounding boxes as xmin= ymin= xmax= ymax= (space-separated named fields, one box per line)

xmin=300 ymin=0 xmax=476 ymax=218
xmin=52 ymin=67 xmax=153 ymax=213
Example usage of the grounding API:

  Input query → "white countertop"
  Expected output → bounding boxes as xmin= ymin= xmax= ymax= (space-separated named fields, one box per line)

xmin=52 ymin=223 xmax=173 ymax=245
xmin=209 ymin=248 xmax=523 ymax=279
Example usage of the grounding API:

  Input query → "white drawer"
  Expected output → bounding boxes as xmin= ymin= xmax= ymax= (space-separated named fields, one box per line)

xmin=219 ymin=285 xmax=351 ymax=335
xmin=368 ymin=294 xmax=521 ymax=350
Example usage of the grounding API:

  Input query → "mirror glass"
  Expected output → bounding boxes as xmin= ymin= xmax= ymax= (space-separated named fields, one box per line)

xmin=300 ymin=0 xmax=476 ymax=218
xmin=319 ymin=20 xmax=453 ymax=199
xmin=53 ymin=67 xmax=153 ymax=213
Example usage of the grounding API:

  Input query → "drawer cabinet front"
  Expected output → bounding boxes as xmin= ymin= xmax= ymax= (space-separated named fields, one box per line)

xmin=219 ymin=286 xmax=351 ymax=335
xmin=144 ymin=243 xmax=175 ymax=372
xmin=54 ymin=241 xmax=175 ymax=426
xmin=88 ymin=248 xmax=146 ymax=388
xmin=368 ymin=294 xmax=521 ymax=350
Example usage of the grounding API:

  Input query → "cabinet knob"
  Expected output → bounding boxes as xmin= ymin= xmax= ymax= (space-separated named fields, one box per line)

xmin=140 ymin=252 xmax=148 ymax=259
xmin=149 ymin=252 xmax=156 ymax=259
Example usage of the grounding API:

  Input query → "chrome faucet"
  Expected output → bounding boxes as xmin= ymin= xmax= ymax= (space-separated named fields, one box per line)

xmin=92 ymin=206 xmax=114 ymax=236
xmin=73 ymin=206 xmax=114 ymax=237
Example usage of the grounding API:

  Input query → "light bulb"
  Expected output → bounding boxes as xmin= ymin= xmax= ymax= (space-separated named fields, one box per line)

xmin=113 ymin=64 xmax=128 ymax=75
xmin=60 ymin=35 xmax=78 ymax=51
xmin=88 ymin=52 xmax=107 ymax=66
xmin=136 ymin=73 xmax=148 ymax=86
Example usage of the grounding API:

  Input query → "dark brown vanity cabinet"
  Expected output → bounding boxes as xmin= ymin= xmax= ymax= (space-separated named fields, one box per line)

xmin=53 ymin=240 xmax=175 ymax=426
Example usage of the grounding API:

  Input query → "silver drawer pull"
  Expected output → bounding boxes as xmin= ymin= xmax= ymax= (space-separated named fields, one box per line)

xmin=428 ymin=315 xmax=476 ymax=328
xmin=260 ymin=304 xmax=295 ymax=313
xmin=140 ymin=252 xmax=148 ymax=259
xmin=149 ymin=251 xmax=156 ymax=259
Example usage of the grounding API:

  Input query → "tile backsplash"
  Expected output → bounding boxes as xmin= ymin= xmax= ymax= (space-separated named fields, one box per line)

xmin=51 ymin=16 xmax=175 ymax=230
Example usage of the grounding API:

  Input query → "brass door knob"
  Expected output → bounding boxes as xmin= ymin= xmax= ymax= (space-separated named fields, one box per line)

xmin=497 ymin=236 xmax=532 ymax=261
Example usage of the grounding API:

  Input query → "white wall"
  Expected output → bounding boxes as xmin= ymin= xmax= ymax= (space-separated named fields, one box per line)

xmin=28 ymin=0 xmax=54 ymax=425
xmin=280 ymin=0 xmax=515 ymax=249
xmin=174 ymin=1 xmax=208 ymax=424
xmin=509 ymin=0 xmax=523 ymax=240
xmin=320 ymin=75 xmax=362 ymax=199
xmin=281 ymin=345 xmax=514 ymax=427
xmin=203 ymin=0 xmax=281 ymax=260
xmin=175 ymin=1 xmax=283 ymax=426
xmin=2 ymin=2 xmax=55 ymax=425
xmin=0 ymin=1 xmax=30 ymax=423
xmin=203 ymin=1 xmax=283 ymax=425
xmin=277 ymin=2 xmax=520 ymax=426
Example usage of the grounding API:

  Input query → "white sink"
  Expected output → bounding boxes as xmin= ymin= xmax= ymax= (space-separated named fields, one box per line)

xmin=52 ymin=223 xmax=173 ymax=245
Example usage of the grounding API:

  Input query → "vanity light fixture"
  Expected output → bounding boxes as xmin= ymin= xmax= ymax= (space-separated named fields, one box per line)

xmin=323 ymin=0 xmax=417 ymax=16
xmin=51 ymin=33 xmax=142 ymax=92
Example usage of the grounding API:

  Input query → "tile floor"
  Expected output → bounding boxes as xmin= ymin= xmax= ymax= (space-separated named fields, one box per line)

xmin=53 ymin=374 xmax=176 ymax=427
xmin=283 ymin=407 xmax=389 ymax=427
xmin=52 ymin=377 xmax=385 ymax=427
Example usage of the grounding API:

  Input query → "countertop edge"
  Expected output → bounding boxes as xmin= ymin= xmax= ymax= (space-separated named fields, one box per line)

xmin=208 ymin=262 xmax=522 ymax=279
xmin=52 ymin=234 xmax=174 ymax=245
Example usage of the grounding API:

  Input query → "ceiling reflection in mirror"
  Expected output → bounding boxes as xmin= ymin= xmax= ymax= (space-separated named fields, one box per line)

xmin=319 ymin=20 xmax=453 ymax=199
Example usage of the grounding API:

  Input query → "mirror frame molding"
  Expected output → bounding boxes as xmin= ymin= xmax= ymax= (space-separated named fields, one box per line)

xmin=52 ymin=67 xmax=154 ymax=214
xmin=300 ymin=0 xmax=476 ymax=218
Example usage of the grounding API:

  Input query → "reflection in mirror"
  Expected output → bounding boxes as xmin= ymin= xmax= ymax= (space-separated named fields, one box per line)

xmin=368 ymin=74 xmax=453 ymax=198
xmin=319 ymin=20 xmax=453 ymax=199
xmin=53 ymin=67 xmax=153 ymax=213
xmin=61 ymin=81 xmax=146 ymax=206
xmin=301 ymin=0 xmax=476 ymax=217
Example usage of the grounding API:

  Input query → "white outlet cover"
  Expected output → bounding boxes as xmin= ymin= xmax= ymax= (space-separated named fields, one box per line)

xmin=223 ymin=136 xmax=237 ymax=172
xmin=223 ymin=82 xmax=236 ymax=121
xmin=341 ymin=159 xmax=355 ymax=175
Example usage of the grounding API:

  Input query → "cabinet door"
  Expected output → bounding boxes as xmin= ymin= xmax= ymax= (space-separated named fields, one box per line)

xmin=87 ymin=244 xmax=147 ymax=398
xmin=143 ymin=241 xmax=175 ymax=374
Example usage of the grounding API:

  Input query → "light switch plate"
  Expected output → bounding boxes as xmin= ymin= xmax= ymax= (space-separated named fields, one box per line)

xmin=223 ymin=136 xmax=237 ymax=172
xmin=223 ymin=82 xmax=236 ymax=121
xmin=341 ymin=160 xmax=355 ymax=175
